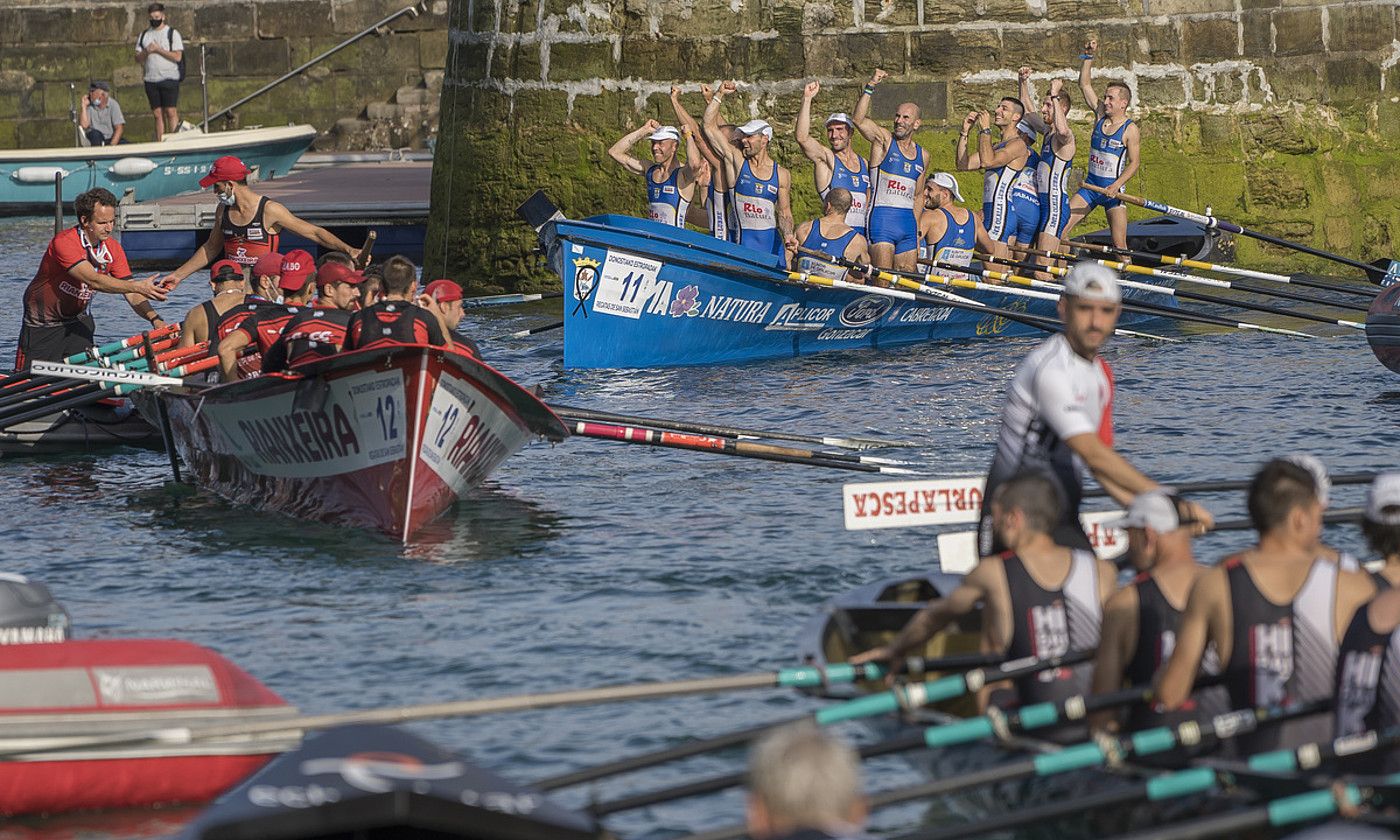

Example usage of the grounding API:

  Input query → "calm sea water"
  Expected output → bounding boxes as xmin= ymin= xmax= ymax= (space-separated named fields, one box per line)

xmin=0 ymin=215 xmax=1392 ymax=839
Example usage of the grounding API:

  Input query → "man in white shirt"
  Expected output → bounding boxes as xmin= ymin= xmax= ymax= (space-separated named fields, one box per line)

xmin=134 ymin=2 xmax=184 ymax=141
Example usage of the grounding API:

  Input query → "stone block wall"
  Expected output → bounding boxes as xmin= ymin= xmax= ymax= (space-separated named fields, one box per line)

xmin=0 ymin=0 xmax=451 ymax=151
xmin=427 ymin=0 xmax=1400 ymax=291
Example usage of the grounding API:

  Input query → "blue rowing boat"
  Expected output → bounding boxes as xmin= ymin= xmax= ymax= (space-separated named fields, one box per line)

xmin=522 ymin=195 xmax=1172 ymax=369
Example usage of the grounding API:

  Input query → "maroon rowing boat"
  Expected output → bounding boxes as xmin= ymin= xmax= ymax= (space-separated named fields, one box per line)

xmin=153 ymin=345 xmax=568 ymax=542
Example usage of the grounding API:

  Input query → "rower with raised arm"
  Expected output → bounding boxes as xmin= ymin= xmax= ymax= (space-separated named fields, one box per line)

xmin=796 ymin=81 xmax=870 ymax=240
xmin=701 ymin=81 xmax=793 ymax=262
xmin=853 ymin=69 xmax=927 ymax=273
xmin=1059 ymin=38 xmax=1140 ymax=250
xmin=606 ymin=119 xmax=700 ymax=229
xmin=1157 ymin=459 xmax=1376 ymax=754
xmin=917 ymin=172 xmax=1000 ymax=279
xmin=670 ymin=86 xmax=725 ymax=235
xmin=1018 ymin=68 xmax=1077 ymax=258
xmin=955 ymin=98 xmax=1035 ymax=248
xmin=791 ymin=188 xmax=870 ymax=283
xmin=976 ymin=262 xmax=1212 ymax=557
xmin=162 ymin=156 xmax=368 ymax=288
xmin=850 ymin=471 xmax=1116 ymax=724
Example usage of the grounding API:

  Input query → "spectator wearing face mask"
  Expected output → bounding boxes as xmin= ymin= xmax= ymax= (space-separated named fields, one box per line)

xmin=77 ymin=81 xmax=125 ymax=146
xmin=134 ymin=2 xmax=184 ymax=141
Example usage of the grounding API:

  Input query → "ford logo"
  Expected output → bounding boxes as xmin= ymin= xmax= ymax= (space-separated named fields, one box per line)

xmin=839 ymin=295 xmax=892 ymax=327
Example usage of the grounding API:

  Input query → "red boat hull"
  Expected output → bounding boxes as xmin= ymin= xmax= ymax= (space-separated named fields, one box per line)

xmin=154 ymin=345 xmax=568 ymax=541
xmin=0 ymin=639 xmax=295 ymax=816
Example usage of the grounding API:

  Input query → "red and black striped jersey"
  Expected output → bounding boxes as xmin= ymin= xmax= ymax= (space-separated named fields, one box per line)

xmin=344 ymin=300 xmax=446 ymax=351
xmin=227 ymin=303 xmax=307 ymax=354
xmin=262 ymin=307 xmax=354 ymax=373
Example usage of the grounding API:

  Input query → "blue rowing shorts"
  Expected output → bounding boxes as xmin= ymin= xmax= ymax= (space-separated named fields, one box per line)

xmin=1075 ymin=185 xmax=1123 ymax=211
xmin=867 ymin=207 xmax=919 ymax=254
xmin=1008 ymin=194 xmax=1040 ymax=245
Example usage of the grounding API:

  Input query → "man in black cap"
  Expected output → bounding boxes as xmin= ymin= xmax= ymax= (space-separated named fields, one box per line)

xmin=78 ymin=81 xmax=125 ymax=146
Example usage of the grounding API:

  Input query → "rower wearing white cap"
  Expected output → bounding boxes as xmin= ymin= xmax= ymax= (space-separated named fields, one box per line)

xmin=956 ymin=97 xmax=1035 ymax=248
xmin=607 ymin=119 xmax=700 ymax=228
xmin=796 ymin=81 xmax=870 ymax=240
xmin=916 ymin=172 xmax=1000 ymax=280
xmin=792 ymin=188 xmax=869 ymax=283
xmin=977 ymin=262 xmax=1212 ymax=557
xmin=1360 ymin=473 xmax=1400 ymax=589
xmin=853 ymin=69 xmax=928 ymax=273
xmin=702 ymin=81 xmax=793 ymax=262
xmin=1091 ymin=489 xmax=1225 ymax=735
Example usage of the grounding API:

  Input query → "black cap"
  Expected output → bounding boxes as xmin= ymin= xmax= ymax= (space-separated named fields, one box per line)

xmin=89 ymin=80 xmax=110 ymax=91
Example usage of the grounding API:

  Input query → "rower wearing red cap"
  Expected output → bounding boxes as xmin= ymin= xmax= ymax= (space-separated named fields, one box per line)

xmin=176 ymin=259 xmax=250 ymax=349
xmin=160 ymin=155 xmax=368 ymax=289
xmin=216 ymin=249 xmax=318 ymax=381
xmin=261 ymin=262 xmax=365 ymax=374
xmin=344 ymin=256 xmax=453 ymax=352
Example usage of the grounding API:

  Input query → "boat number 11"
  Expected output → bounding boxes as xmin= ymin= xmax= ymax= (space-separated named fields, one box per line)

xmin=615 ymin=271 xmax=650 ymax=303
xmin=375 ymin=395 xmax=399 ymax=440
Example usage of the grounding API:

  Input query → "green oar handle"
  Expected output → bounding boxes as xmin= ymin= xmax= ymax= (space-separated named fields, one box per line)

xmin=1270 ymin=786 xmax=1359 ymax=826
xmin=1250 ymin=723 xmax=1400 ymax=773
xmin=776 ymin=662 xmax=884 ymax=688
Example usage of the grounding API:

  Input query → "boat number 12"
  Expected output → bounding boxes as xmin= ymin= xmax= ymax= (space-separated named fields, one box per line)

xmin=435 ymin=404 xmax=461 ymax=448
xmin=375 ymin=394 xmax=399 ymax=441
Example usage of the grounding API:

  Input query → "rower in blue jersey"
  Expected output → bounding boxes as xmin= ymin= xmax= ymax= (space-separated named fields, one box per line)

xmin=916 ymin=173 xmax=998 ymax=281
xmin=1008 ymin=120 xmax=1042 ymax=248
xmin=853 ymin=68 xmax=929 ymax=275
xmin=1018 ymin=69 xmax=1078 ymax=256
xmin=670 ymin=85 xmax=736 ymax=240
xmin=606 ymin=119 xmax=700 ymax=228
xmin=792 ymin=188 xmax=870 ymax=282
xmin=796 ymin=81 xmax=870 ymax=239
xmin=955 ymin=97 xmax=1030 ymax=252
xmin=1060 ymin=37 xmax=1141 ymax=249
xmin=702 ymin=81 xmax=793 ymax=263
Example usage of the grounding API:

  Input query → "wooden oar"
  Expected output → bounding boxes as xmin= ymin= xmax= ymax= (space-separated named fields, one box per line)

xmin=463 ymin=291 xmax=564 ymax=308
xmin=0 ymin=662 xmax=902 ymax=760
xmin=491 ymin=320 xmax=564 ymax=340
xmin=928 ymin=257 xmax=1315 ymax=338
xmin=548 ymin=403 xmax=918 ymax=451
xmin=1068 ymin=239 xmax=1377 ymax=306
xmin=566 ymin=419 xmax=917 ymax=474
xmin=1082 ymin=184 xmax=1390 ymax=290
xmin=1016 ymin=242 xmax=1371 ymax=314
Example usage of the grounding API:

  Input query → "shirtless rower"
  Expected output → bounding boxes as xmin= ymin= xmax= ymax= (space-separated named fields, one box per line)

xmin=1018 ymin=69 xmax=1077 ymax=258
xmin=956 ymin=99 xmax=1035 ymax=249
xmin=851 ymin=471 xmax=1116 ymax=723
xmin=216 ymin=249 xmax=317 ymax=381
xmin=15 ymin=187 xmax=167 ymax=369
xmin=1157 ymin=459 xmax=1376 ymax=753
xmin=1059 ymin=39 xmax=1140 ymax=250
xmin=917 ymin=172 xmax=1001 ymax=279
xmin=791 ymin=188 xmax=870 ymax=284
xmin=853 ymin=69 xmax=927 ymax=273
xmin=702 ymin=82 xmax=793 ymax=263
xmin=176 ymin=259 xmax=248 ymax=349
xmin=607 ymin=119 xmax=700 ymax=229
xmin=1091 ymin=490 xmax=1225 ymax=734
xmin=977 ymin=262 xmax=1211 ymax=556
xmin=796 ymin=81 xmax=870 ymax=241
xmin=260 ymin=262 xmax=364 ymax=374
xmin=161 ymin=156 xmax=367 ymax=287
xmin=669 ymin=86 xmax=726 ymax=235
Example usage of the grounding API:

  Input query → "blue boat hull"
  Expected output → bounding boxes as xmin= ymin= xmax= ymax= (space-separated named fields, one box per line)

xmin=544 ymin=215 xmax=1166 ymax=369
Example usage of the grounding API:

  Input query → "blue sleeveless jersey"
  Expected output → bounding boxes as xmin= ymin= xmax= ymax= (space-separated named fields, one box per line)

xmin=796 ymin=220 xmax=859 ymax=280
xmin=732 ymin=159 xmax=785 ymax=261
xmin=1085 ymin=117 xmax=1132 ymax=188
xmin=822 ymin=154 xmax=869 ymax=237
xmin=1037 ymin=131 xmax=1074 ymax=237
xmin=868 ymin=140 xmax=925 ymax=252
xmin=920 ymin=207 xmax=976 ymax=279
xmin=645 ymin=165 xmax=690 ymax=228
xmin=982 ymin=138 xmax=1026 ymax=242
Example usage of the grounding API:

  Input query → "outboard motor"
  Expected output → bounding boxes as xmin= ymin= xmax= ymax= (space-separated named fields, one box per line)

xmin=0 ymin=573 xmax=70 ymax=644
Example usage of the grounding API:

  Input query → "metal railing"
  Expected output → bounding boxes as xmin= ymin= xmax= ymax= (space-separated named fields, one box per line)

xmin=202 ymin=0 xmax=426 ymax=129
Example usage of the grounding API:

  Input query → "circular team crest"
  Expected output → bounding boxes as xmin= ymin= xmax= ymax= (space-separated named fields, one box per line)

xmin=839 ymin=294 xmax=892 ymax=327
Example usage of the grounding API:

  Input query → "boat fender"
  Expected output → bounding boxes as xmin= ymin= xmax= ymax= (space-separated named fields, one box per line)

xmin=108 ymin=158 xmax=158 ymax=178
xmin=0 ymin=573 xmax=70 ymax=644
xmin=10 ymin=166 xmax=70 ymax=184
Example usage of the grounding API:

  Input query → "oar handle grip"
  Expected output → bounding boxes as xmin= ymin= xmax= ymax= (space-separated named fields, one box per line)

xmin=1146 ymin=767 xmax=1217 ymax=802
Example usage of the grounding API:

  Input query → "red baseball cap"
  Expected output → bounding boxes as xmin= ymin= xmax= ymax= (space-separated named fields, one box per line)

xmin=424 ymin=279 xmax=463 ymax=303
xmin=278 ymin=249 xmax=316 ymax=291
xmin=198 ymin=155 xmax=250 ymax=188
xmin=210 ymin=259 xmax=243 ymax=281
xmin=251 ymin=251 xmax=285 ymax=278
xmin=316 ymin=262 xmax=365 ymax=286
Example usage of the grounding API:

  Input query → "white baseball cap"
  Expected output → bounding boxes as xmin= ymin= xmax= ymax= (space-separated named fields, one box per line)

xmin=1062 ymin=261 xmax=1122 ymax=303
xmin=1108 ymin=489 xmax=1185 ymax=532
xmin=1366 ymin=472 xmax=1400 ymax=525
xmin=825 ymin=112 xmax=855 ymax=128
xmin=648 ymin=125 xmax=682 ymax=142
xmin=1016 ymin=119 xmax=1038 ymax=141
xmin=930 ymin=172 xmax=964 ymax=203
xmin=736 ymin=119 xmax=773 ymax=139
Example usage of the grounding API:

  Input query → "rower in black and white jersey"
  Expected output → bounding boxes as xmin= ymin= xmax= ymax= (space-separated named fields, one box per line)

xmin=1158 ymin=459 xmax=1377 ymax=754
xmin=1357 ymin=472 xmax=1400 ymax=589
xmin=1091 ymin=490 xmax=1227 ymax=737
xmin=850 ymin=471 xmax=1116 ymax=725
xmin=976 ymin=262 xmax=1212 ymax=556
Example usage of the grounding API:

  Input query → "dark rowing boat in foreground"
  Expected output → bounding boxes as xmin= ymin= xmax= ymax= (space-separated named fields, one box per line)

xmin=139 ymin=344 xmax=568 ymax=542
xmin=176 ymin=722 xmax=603 ymax=840
xmin=0 ymin=399 xmax=161 ymax=455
